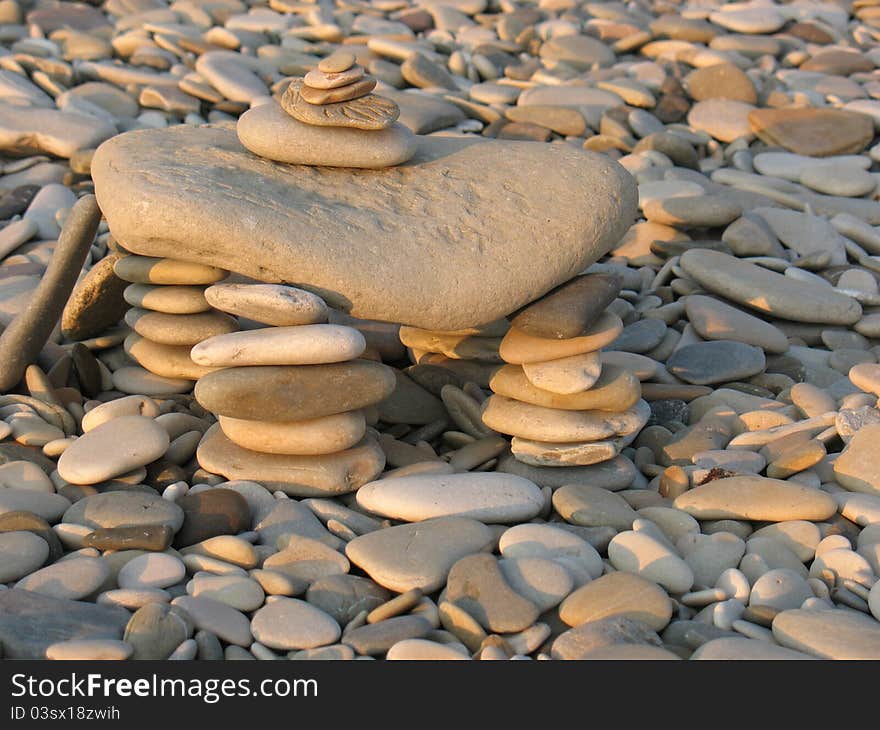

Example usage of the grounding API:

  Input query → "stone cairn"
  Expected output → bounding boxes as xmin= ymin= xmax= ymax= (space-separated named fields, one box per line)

xmin=238 ymin=50 xmax=417 ymax=169
xmin=479 ymin=272 xmax=652 ymax=468
xmin=188 ymin=283 xmax=395 ymax=496
xmin=117 ymin=255 xmax=237 ymax=388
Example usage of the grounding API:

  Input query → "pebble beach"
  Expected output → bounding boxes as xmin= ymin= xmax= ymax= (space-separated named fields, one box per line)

xmin=0 ymin=0 xmax=880 ymax=662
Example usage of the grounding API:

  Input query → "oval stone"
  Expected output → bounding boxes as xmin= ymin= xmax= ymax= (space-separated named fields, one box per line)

xmin=194 ymin=361 xmax=396 ymax=421
xmin=0 ymin=530 xmax=49 ymax=582
xmin=204 ymin=283 xmax=328 ymax=327
xmin=356 ymin=473 xmax=543 ymax=523
xmin=251 ymin=598 xmax=340 ymax=650
xmin=559 ymin=571 xmax=673 ymax=631
xmin=191 ymin=325 xmax=366 ymax=367
xmin=218 ymin=411 xmax=366 ymax=456
xmin=58 ymin=416 xmax=170 ymax=485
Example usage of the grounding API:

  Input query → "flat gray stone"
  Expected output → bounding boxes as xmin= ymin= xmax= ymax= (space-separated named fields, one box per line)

xmin=0 ymin=588 xmax=129 ymax=659
xmin=91 ymin=125 xmax=636 ymax=330
xmin=667 ymin=341 xmax=766 ymax=385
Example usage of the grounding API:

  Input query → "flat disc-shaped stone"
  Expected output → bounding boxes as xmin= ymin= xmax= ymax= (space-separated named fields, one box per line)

xmin=282 ymin=79 xmax=399 ymax=130
xmin=91 ymin=125 xmax=637 ymax=331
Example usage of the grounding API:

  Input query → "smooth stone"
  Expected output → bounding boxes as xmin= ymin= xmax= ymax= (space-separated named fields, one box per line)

xmin=194 ymin=361 xmax=395 ymax=421
xmin=305 ymin=575 xmax=390 ymax=624
xmin=377 ymin=370 xmax=446 ymax=426
xmin=299 ymin=77 xmax=377 ymax=105
xmin=305 ymin=65 xmax=363 ymax=89
xmin=197 ymin=427 xmax=385 ymax=497
xmin=204 ymin=284 xmax=328 ymax=326
xmin=691 ymin=637 xmax=815 ymax=660
xmin=91 ymin=126 xmax=637 ymax=331
xmin=687 ymin=99 xmax=756 ymax=142
xmin=191 ymin=325 xmax=365 ymax=367
xmin=81 ymin=395 xmax=160 ymax=433
xmin=171 ymin=596 xmax=251 ymax=646
xmin=173 ymin=489 xmax=250 ymax=548
xmin=0 ymin=531 xmax=49 ymax=582
xmin=553 ymin=484 xmax=638 ymax=530
xmin=0 ymin=460 xmax=53 ymax=492
xmin=219 ymin=412 xmax=366 ymax=456
xmin=748 ymin=108 xmax=875 ymax=157
xmin=0 ymin=104 xmax=115 ymax=158
xmin=0 ymin=589 xmax=129 ymax=659
xmin=125 ymin=308 xmax=238 ymax=346
xmin=261 ymin=536 xmax=349 ymax=584
xmin=114 ymin=256 xmax=226 ymax=285
xmin=504 ymin=106 xmax=586 ymax=137
xmin=252 ymin=499 xmax=341 ymax=549
xmin=559 ymin=571 xmax=672 ymax=631
xmin=345 ymin=517 xmax=493 ymax=593
xmin=123 ymin=602 xmax=187 ymax=660
xmin=281 ymin=79 xmax=399 ymax=131
xmin=499 ymin=312 xmax=623 ymax=364
xmin=551 ymin=616 xmax=663 ymax=660
xmin=446 ymin=553 xmax=540 ymax=633
xmin=499 ymin=523 xmax=603 ymax=584
xmin=521 ymin=351 xmax=602 ymax=395
xmin=800 ymin=164 xmax=876 ymax=198
xmin=45 ymin=639 xmax=133 ymax=661
xmin=342 ymin=615 xmax=432 ymax=656
xmin=834 ymin=424 xmax=880 ymax=496
xmin=61 ymin=253 xmax=129 ymax=341
xmin=123 ymin=283 xmax=210 ymax=314
xmin=111 ymin=367 xmax=193 ymax=396
xmin=16 ymin=557 xmax=108 ymax=600
xmin=667 ymin=341 xmax=766 ymax=386
xmin=182 ymin=536 xmax=259 ymax=569
xmin=356 ymin=473 xmax=543 ymax=523
xmin=642 ymin=195 xmax=742 ymax=228
xmin=0 ymin=196 xmax=100 ymax=392
xmin=750 ymin=569 xmax=813 ymax=611
xmin=510 ymin=273 xmax=622 ymax=340
xmin=62 ymin=492 xmax=184 ymax=532
xmin=608 ymin=530 xmax=694 ymax=594
xmin=238 ymin=102 xmax=416 ymax=169
xmin=773 ymin=608 xmax=880 ymax=659
xmin=84 ymin=525 xmax=173 ymax=552
xmin=490 ymin=363 xmax=640 ymax=412
xmin=0 ymin=511 xmax=62 ymax=562
xmin=497 ymin=556 xmax=573 ymax=612
xmin=318 ymin=52 xmax=356 ymax=73
xmin=680 ymin=250 xmax=862 ymax=326
xmin=683 ymin=63 xmax=757 ymax=104
xmin=125 ymin=333 xmax=215 ymax=380
xmin=114 ymin=551 xmax=184 ymax=591
xmin=57 ymin=416 xmax=169 ymax=486
xmin=673 ymin=476 xmax=837 ymax=521
xmin=685 ymin=295 xmax=789 ymax=354
xmin=0 ymin=489 xmax=71 ymax=522
xmin=386 ymin=639 xmax=469 ymax=660
xmin=510 ymin=436 xmax=624 ymax=467
xmin=539 ymin=34 xmax=614 ymax=69
xmin=251 ymin=598 xmax=340 ymax=650
xmin=481 ymin=396 xmax=649 ymax=443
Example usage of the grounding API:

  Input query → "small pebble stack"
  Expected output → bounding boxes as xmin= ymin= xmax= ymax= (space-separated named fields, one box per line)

xmin=116 ymin=255 xmax=236 ymax=390
xmin=237 ymin=51 xmax=417 ymax=169
xmin=481 ymin=272 xmax=651 ymax=467
xmin=191 ymin=282 xmax=394 ymax=497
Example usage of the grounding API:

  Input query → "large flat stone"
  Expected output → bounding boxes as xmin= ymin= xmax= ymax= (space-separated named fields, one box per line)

xmin=91 ymin=125 xmax=637 ymax=330
xmin=0 ymin=589 xmax=130 ymax=659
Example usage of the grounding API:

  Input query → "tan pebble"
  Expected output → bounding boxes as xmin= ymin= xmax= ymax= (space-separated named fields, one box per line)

xmin=318 ymin=52 xmax=357 ymax=73
xmin=300 ymin=77 xmax=377 ymax=105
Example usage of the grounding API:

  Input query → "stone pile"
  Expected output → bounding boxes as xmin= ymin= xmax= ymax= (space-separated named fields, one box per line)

xmin=237 ymin=51 xmax=417 ymax=170
xmin=117 ymin=255 xmax=237 ymax=390
xmin=192 ymin=282 xmax=394 ymax=497
xmin=481 ymin=273 xmax=651 ymax=467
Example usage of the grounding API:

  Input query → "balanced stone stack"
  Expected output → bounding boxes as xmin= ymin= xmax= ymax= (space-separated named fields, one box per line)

xmin=117 ymin=255 xmax=237 ymax=388
xmin=481 ymin=273 xmax=651 ymax=467
xmin=237 ymin=51 xmax=417 ymax=170
xmin=192 ymin=283 xmax=394 ymax=497
xmin=398 ymin=320 xmax=509 ymax=388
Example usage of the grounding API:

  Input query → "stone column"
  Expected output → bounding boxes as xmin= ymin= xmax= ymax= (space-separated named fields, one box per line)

xmin=481 ymin=272 xmax=651 ymax=468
